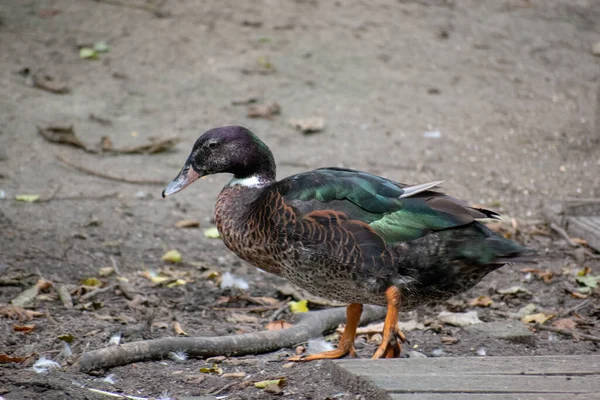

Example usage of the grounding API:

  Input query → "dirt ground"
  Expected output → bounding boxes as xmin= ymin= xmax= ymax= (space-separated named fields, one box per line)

xmin=1 ymin=0 xmax=600 ymax=399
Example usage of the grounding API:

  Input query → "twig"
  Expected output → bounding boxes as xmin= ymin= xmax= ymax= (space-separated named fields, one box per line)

xmin=80 ymin=284 xmax=116 ymax=301
xmin=92 ymin=0 xmax=167 ymax=17
xmin=584 ymin=249 xmax=600 ymax=259
xmin=269 ymin=302 xmax=290 ymax=322
xmin=549 ymin=223 xmax=577 ymax=247
xmin=56 ymin=155 xmax=165 ymax=186
xmin=212 ymin=305 xmax=282 ymax=312
xmin=56 ymin=284 xmax=73 ymax=309
xmin=560 ymin=299 xmax=591 ymax=317
xmin=209 ymin=381 xmax=239 ymax=396
xmin=77 ymin=305 xmax=386 ymax=373
xmin=534 ymin=324 xmax=600 ymax=343
xmin=109 ymin=256 xmax=121 ymax=276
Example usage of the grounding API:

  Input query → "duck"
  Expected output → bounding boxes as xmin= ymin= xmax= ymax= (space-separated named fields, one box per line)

xmin=162 ymin=125 xmax=532 ymax=361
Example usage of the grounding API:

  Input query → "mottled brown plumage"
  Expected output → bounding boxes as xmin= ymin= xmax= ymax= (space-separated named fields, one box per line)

xmin=163 ymin=125 xmax=533 ymax=361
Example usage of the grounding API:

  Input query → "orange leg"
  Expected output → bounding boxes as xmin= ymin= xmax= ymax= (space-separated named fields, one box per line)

xmin=372 ymin=286 xmax=407 ymax=359
xmin=289 ymin=303 xmax=363 ymax=361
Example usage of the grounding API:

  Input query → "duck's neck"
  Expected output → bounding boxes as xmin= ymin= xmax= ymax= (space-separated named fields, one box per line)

xmin=227 ymin=174 xmax=273 ymax=189
xmin=227 ymin=142 xmax=277 ymax=188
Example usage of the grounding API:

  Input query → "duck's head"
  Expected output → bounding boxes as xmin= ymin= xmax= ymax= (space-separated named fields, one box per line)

xmin=162 ymin=126 xmax=276 ymax=197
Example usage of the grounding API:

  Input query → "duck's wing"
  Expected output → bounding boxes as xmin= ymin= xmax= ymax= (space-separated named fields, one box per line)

xmin=277 ymin=167 xmax=498 ymax=244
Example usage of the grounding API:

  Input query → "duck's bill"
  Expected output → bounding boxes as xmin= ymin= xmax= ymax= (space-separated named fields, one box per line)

xmin=162 ymin=165 xmax=201 ymax=198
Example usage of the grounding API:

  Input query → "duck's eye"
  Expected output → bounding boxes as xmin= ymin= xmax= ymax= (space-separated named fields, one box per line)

xmin=208 ymin=142 xmax=218 ymax=149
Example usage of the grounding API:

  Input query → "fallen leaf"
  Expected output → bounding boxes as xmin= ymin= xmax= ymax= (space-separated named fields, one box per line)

xmin=576 ymin=275 xmax=598 ymax=290
xmin=0 ymin=353 xmax=30 ymax=364
xmin=437 ymin=311 xmax=482 ymax=327
xmin=265 ymin=320 xmax=293 ymax=330
xmin=577 ymin=267 xmax=592 ymax=277
xmin=166 ymin=279 xmax=187 ymax=288
xmin=37 ymin=125 xmax=93 ymax=152
xmin=570 ymin=291 xmax=588 ymax=299
xmin=552 ymin=318 xmax=577 ymax=331
xmin=469 ymin=295 xmax=493 ymax=307
xmin=289 ymin=299 xmax=309 ymax=314
xmin=11 ymin=279 xmax=53 ymax=307
xmin=172 ymin=321 xmax=188 ymax=336
xmin=13 ymin=324 xmax=36 ymax=333
xmin=497 ymin=286 xmax=532 ymax=296
xmin=226 ymin=313 xmax=260 ymax=324
xmin=441 ymin=336 xmax=459 ymax=345
xmin=288 ymin=117 xmax=325 ymax=133
xmin=521 ymin=268 xmax=554 ymax=283
xmin=203 ymin=227 xmax=221 ymax=239
xmin=79 ymin=48 xmax=98 ymax=59
xmin=32 ymin=74 xmax=69 ymax=94
xmin=98 ymin=267 xmax=115 ymax=277
xmin=521 ymin=313 xmax=555 ymax=324
xmin=571 ymin=237 xmax=588 ymax=246
xmin=257 ymin=55 xmax=274 ymax=70
xmin=255 ymin=378 xmax=285 ymax=389
xmin=223 ymin=371 xmax=247 ymax=379
xmin=162 ymin=249 xmax=182 ymax=263
xmin=247 ymin=102 xmax=281 ymax=119
xmin=15 ymin=194 xmax=40 ymax=203
xmin=0 ymin=305 xmax=44 ymax=321
xmin=80 ymin=277 xmax=102 ymax=287
xmin=175 ymin=219 xmax=201 ymax=228
xmin=200 ymin=364 xmax=223 ymax=375
xmin=108 ymin=136 xmax=180 ymax=154
xmin=93 ymin=41 xmax=110 ymax=53
xmin=57 ymin=334 xmax=74 ymax=343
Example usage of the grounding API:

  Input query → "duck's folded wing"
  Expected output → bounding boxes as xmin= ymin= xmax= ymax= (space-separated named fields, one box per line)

xmin=278 ymin=167 xmax=498 ymax=244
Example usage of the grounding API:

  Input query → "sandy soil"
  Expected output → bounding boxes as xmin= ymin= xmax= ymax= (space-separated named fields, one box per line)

xmin=1 ymin=0 xmax=599 ymax=399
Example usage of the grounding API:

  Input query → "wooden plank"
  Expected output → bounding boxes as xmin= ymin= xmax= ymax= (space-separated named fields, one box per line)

xmin=334 ymin=355 xmax=600 ymax=376
xmin=329 ymin=356 xmax=600 ymax=400
xmin=568 ymin=216 xmax=600 ymax=251
xmin=364 ymin=374 xmax=599 ymax=393
xmin=389 ymin=394 xmax=598 ymax=400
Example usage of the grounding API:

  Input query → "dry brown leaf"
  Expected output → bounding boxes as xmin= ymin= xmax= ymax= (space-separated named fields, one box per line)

xmin=13 ymin=324 xmax=36 ymax=333
xmin=521 ymin=313 xmax=555 ymax=324
xmin=0 ymin=353 xmax=30 ymax=364
xmin=172 ymin=321 xmax=188 ymax=336
xmin=33 ymin=75 xmax=69 ymax=94
xmin=571 ymin=238 xmax=588 ymax=246
xmin=552 ymin=318 xmax=577 ymax=331
xmin=0 ymin=306 xmax=44 ymax=321
xmin=222 ymin=371 xmax=246 ymax=379
xmin=441 ymin=336 xmax=459 ymax=345
xmin=226 ymin=313 xmax=260 ymax=324
xmin=247 ymin=102 xmax=281 ymax=119
xmin=569 ymin=291 xmax=588 ymax=299
xmin=243 ymin=295 xmax=280 ymax=306
xmin=521 ymin=268 xmax=554 ymax=283
xmin=469 ymin=295 xmax=493 ymax=307
xmin=265 ymin=320 xmax=293 ymax=330
xmin=11 ymin=279 xmax=53 ymax=308
xmin=288 ymin=117 xmax=325 ymax=133
xmin=175 ymin=219 xmax=201 ymax=229
xmin=37 ymin=125 xmax=93 ymax=152
xmin=109 ymin=136 xmax=180 ymax=154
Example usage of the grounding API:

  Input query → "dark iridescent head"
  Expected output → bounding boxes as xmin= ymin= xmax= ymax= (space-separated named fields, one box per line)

xmin=162 ymin=126 xmax=276 ymax=197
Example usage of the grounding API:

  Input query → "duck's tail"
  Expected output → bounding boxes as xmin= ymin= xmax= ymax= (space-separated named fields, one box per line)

xmin=450 ymin=222 xmax=537 ymax=266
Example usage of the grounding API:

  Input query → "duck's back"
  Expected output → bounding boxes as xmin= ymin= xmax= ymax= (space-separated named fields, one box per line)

xmin=215 ymin=168 xmax=530 ymax=307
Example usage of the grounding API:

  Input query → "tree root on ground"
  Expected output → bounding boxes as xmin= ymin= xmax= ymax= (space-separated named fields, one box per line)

xmin=77 ymin=305 xmax=386 ymax=373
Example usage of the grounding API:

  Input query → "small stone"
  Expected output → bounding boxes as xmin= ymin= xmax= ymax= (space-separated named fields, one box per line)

xmin=592 ymin=41 xmax=600 ymax=57
xmin=407 ymin=350 xmax=427 ymax=359
xmin=437 ymin=311 xmax=482 ymax=327
xmin=466 ymin=321 xmax=535 ymax=346
xmin=264 ymin=384 xmax=283 ymax=394
xmin=431 ymin=348 xmax=446 ymax=357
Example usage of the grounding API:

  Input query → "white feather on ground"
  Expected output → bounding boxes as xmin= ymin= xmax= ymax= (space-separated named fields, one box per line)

xmin=306 ymin=339 xmax=335 ymax=354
